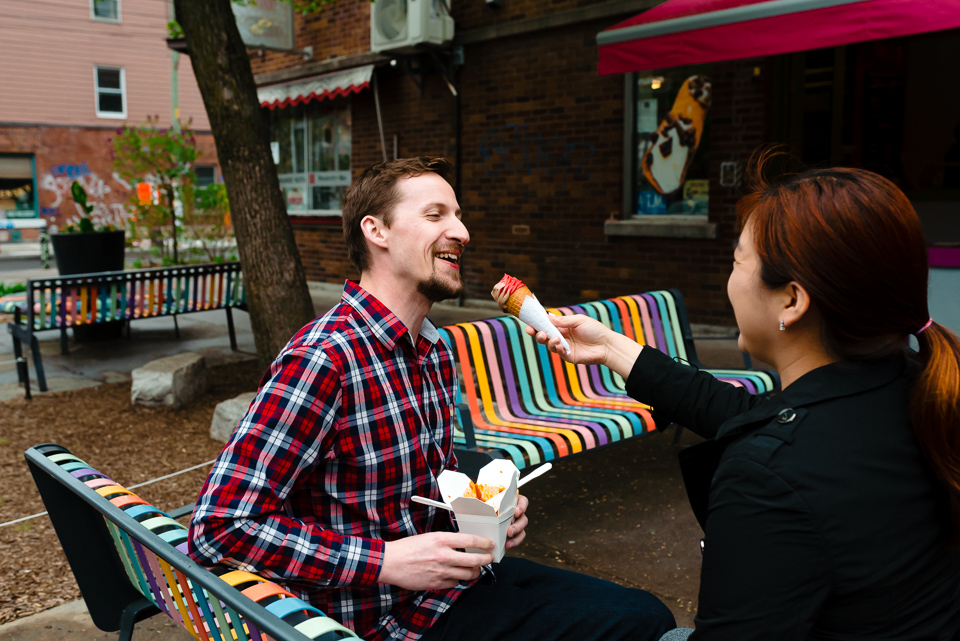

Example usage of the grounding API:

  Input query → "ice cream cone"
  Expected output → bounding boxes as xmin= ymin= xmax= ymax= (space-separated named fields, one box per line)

xmin=504 ymin=285 xmax=532 ymax=316
xmin=491 ymin=274 xmax=571 ymax=353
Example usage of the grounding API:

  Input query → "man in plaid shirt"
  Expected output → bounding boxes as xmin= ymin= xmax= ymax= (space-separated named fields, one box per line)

xmin=189 ymin=158 xmax=674 ymax=641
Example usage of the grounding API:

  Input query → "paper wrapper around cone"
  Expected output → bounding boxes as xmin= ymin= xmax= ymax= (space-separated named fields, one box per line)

xmin=435 ymin=460 xmax=520 ymax=563
xmin=516 ymin=296 xmax=571 ymax=354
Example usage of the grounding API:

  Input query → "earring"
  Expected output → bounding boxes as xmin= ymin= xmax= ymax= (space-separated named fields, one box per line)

xmin=779 ymin=319 xmax=785 ymax=331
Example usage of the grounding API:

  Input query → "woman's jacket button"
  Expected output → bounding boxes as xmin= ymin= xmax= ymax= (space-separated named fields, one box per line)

xmin=777 ymin=408 xmax=797 ymax=424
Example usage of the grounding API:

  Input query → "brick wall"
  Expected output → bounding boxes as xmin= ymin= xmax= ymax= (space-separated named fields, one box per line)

xmin=263 ymin=2 xmax=773 ymax=326
xmin=0 ymin=125 xmax=217 ymax=230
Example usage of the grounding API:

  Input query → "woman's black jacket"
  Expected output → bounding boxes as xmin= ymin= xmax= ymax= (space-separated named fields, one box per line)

xmin=626 ymin=347 xmax=960 ymax=640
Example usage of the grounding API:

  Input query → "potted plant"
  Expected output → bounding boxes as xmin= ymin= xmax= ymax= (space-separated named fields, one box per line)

xmin=50 ymin=181 xmax=126 ymax=276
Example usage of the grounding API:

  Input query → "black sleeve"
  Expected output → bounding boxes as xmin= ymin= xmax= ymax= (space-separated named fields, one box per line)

xmin=625 ymin=347 xmax=763 ymax=440
xmin=691 ymin=457 xmax=832 ymax=640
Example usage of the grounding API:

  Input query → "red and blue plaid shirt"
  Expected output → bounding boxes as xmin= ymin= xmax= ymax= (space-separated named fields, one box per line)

xmin=189 ymin=280 xmax=476 ymax=640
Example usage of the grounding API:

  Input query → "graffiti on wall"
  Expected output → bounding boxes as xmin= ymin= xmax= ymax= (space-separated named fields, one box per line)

xmin=39 ymin=162 xmax=129 ymax=228
xmin=478 ymin=123 xmax=596 ymax=188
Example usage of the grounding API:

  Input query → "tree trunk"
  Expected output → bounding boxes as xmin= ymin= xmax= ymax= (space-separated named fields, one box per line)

xmin=174 ymin=0 xmax=316 ymax=369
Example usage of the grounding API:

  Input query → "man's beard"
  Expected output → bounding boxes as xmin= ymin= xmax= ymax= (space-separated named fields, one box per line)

xmin=418 ymin=271 xmax=463 ymax=302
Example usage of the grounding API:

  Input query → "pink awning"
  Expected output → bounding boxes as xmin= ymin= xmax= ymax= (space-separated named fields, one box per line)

xmin=258 ymin=65 xmax=374 ymax=109
xmin=598 ymin=0 xmax=960 ymax=75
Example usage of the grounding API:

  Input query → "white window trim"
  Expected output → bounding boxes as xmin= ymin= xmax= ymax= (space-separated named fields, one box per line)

xmin=94 ymin=66 xmax=127 ymax=119
xmin=90 ymin=0 xmax=121 ymax=23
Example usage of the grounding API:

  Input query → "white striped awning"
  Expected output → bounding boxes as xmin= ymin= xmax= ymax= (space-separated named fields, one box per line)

xmin=258 ymin=65 xmax=374 ymax=109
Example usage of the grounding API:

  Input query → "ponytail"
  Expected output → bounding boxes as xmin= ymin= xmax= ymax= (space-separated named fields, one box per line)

xmin=910 ymin=322 xmax=960 ymax=544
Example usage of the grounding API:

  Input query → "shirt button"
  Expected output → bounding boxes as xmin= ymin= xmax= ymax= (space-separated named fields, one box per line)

xmin=777 ymin=408 xmax=797 ymax=424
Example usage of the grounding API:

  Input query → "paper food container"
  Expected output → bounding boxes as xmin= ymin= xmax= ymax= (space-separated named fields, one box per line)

xmin=436 ymin=459 xmax=520 ymax=563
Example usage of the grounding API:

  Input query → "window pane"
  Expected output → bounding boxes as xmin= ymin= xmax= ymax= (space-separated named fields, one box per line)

xmin=93 ymin=0 xmax=118 ymax=20
xmin=98 ymin=92 xmax=124 ymax=113
xmin=311 ymin=186 xmax=345 ymax=211
xmin=309 ymin=114 xmax=335 ymax=172
xmin=635 ymin=69 xmax=711 ymax=216
xmin=97 ymin=68 xmax=122 ymax=90
xmin=195 ymin=166 xmax=216 ymax=187
xmin=336 ymin=113 xmax=351 ymax=171
xmin=270 ymin=114 xmax=295 ymax=174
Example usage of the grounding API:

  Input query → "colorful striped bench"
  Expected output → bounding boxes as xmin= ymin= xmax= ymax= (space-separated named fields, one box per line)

xmin=25 ymin=444 xmax=360 ymax=641
xmin=442 ymin=289 xmax=778 ymax=474
xmin=8 ymin=262 xmax=247 ymax=392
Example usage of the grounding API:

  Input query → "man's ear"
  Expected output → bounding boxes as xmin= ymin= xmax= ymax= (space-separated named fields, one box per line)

xmin=780 ymin=281 xmax=812 ymax=329
xmin=360 ymin=215 xmax=389 ymax=250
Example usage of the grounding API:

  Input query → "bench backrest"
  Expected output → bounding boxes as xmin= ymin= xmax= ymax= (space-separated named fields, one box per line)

xmin=25 ymin=444 xmax=359 ymax=641
xmin=440 ymin=289 xmax=778 ymax=469
xmin=23 ymin=262 xmax=246 ymax=331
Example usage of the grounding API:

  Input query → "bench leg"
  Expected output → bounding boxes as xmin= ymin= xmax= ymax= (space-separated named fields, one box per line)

xmin=29 ymin=334 xmax=47 ymax=392
xmin=9 ymin=319 xmax=47 ymax=392
xmin=60 ymin=326 xmax=69 ymax=355
xmin=172 ymin=314 xmax=180 ymax=339
xmin=116 ymin=597 xmax=161 ymax=641
xmin=225 ymin=306 xmax=237 ymax=351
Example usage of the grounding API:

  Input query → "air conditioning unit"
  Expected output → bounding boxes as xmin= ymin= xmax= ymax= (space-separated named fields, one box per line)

xmin=371 ymin=0 xmax=454 ymax=54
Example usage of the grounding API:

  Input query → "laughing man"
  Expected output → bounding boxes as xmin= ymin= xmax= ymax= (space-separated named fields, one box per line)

xmin=188 ymin=157 xmax=674 ymax=641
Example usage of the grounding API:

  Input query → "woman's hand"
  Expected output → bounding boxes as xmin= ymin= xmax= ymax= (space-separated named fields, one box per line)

xmin=525 ymin=313 xmax=642 ymax=378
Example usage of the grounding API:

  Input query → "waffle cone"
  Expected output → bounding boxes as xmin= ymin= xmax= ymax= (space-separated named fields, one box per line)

xmin=504 ymin=286 xmax=532 ymax=317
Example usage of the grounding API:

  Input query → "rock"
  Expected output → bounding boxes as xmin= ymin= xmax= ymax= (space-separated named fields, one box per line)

xmin=210 ymin=391 xmax=257 ymax=442
xmin=131 ymin=352 xmax=207 ymax=408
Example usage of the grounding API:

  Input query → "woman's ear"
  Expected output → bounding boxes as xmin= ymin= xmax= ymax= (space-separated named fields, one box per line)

xmin=360 ymin=215 xmax=388 ymax=250
xmin=780 ymin=281 xmax=812 ymax=329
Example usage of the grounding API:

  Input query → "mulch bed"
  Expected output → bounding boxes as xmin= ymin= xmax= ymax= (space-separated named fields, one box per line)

xmin=0 ymin=360 xmax=263 ymax=625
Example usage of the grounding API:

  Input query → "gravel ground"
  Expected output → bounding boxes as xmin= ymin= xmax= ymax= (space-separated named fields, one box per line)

xmin=0 ymin=360 xmax=264 ymax=625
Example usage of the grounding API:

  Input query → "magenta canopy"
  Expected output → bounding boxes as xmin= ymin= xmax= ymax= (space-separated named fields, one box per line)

xmin=597 ymin=0 xmax=960 ymax=75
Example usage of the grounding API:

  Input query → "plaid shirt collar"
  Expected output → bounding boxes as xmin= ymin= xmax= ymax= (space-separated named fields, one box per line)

xmin=341 ymin=280 xmax=440 ymax=351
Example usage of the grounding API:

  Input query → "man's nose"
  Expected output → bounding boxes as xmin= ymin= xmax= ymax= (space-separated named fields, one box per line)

xmin=449 ymin=215 xmax=470 ymax=245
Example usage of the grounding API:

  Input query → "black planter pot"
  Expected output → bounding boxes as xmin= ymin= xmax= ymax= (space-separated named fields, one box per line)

xmin=50 ymin=230 xmax=127 ymax=341
xmin=51 ymin=230 xmax=126 ymax=276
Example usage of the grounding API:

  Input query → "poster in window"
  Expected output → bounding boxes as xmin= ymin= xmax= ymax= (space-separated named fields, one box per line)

xmin=636 ymin=72 xmax=711 ymax=215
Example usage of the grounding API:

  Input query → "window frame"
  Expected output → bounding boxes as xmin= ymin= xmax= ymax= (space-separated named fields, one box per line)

xmin=93 ymin=66 xmax=127 ymax=119
xmin=269 ymin=101 xmax=352 ymax=217
xmin=0 ymin=154 xmax=40 ymax=221
xmin=90 ymin=0 xmax=121 ymax=23
xmin=607 ymin=71 xmax=717 ymax=239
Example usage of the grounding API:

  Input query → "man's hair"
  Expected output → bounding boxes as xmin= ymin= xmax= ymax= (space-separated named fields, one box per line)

xmin=342 ymin=157 xmax=455 ymax=272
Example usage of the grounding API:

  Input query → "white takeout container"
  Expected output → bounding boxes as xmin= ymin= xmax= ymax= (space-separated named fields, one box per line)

xmin=435 ymin=459 xmax=520 ymax=563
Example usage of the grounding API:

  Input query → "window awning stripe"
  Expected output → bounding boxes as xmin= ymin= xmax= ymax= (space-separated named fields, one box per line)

xmin=597 ymin=0 xmax=960 ymax=74
xmin=258 ymin=65 xmax=374 ymax=109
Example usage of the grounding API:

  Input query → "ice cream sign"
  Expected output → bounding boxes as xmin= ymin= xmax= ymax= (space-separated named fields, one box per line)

xmin=642 ymin=75 xmax=712 ymax=196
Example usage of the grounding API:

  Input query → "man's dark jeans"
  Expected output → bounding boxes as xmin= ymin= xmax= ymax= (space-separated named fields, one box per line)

xmin=419 ymin=557 xmax=676 ymax=641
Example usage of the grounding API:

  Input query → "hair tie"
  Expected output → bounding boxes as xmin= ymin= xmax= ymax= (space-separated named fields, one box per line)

xmin=916 ymin=318 xmax=934 ymax=335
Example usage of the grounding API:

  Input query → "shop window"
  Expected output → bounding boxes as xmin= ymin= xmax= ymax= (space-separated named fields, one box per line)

xmin=91 ymin=0 xmax=120 ymax=22
xmin=608 ymin=67 xmax=716 ymax=239
xmin=195 ymin=166 xmax=217 ymax=187
xmin=0 ymin=156 xmax=37 ymax=220
xmin=94 ymin=67 xmax=126 ymax=118
xmin=268 ymin=101 xmax=351 ymax=215
xmin=632 ymin=68 xmax=712 ymax=217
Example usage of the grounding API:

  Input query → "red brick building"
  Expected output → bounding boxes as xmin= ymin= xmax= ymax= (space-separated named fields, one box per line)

xmin=249 ymin=0 xmax=960 ymax=327
xmin=0 ymin=0 xmax=217 ymax=246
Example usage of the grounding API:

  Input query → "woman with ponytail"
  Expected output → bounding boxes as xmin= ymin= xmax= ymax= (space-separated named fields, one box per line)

xmin=532 ymin=152 xmax=960 ymax=639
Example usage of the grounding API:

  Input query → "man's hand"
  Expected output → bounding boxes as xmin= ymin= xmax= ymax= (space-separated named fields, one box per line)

xmin=379 ymin=532 xmax=494 ymax=591
xmin=505 ymin=494 xmax=529 ymax=550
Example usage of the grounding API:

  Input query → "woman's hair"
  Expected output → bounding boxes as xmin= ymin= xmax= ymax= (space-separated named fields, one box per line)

xmin=739 ymin=149 xmax=960 ymax=542
xmin=342 ymin=157 xmax=454 ymax=272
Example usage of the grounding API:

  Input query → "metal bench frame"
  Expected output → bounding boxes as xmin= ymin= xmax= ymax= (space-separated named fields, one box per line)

xmin=25 ymin=443 xmax=360 ymax=641
xmin=9 ymin=262 xmax=247 ymax=392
